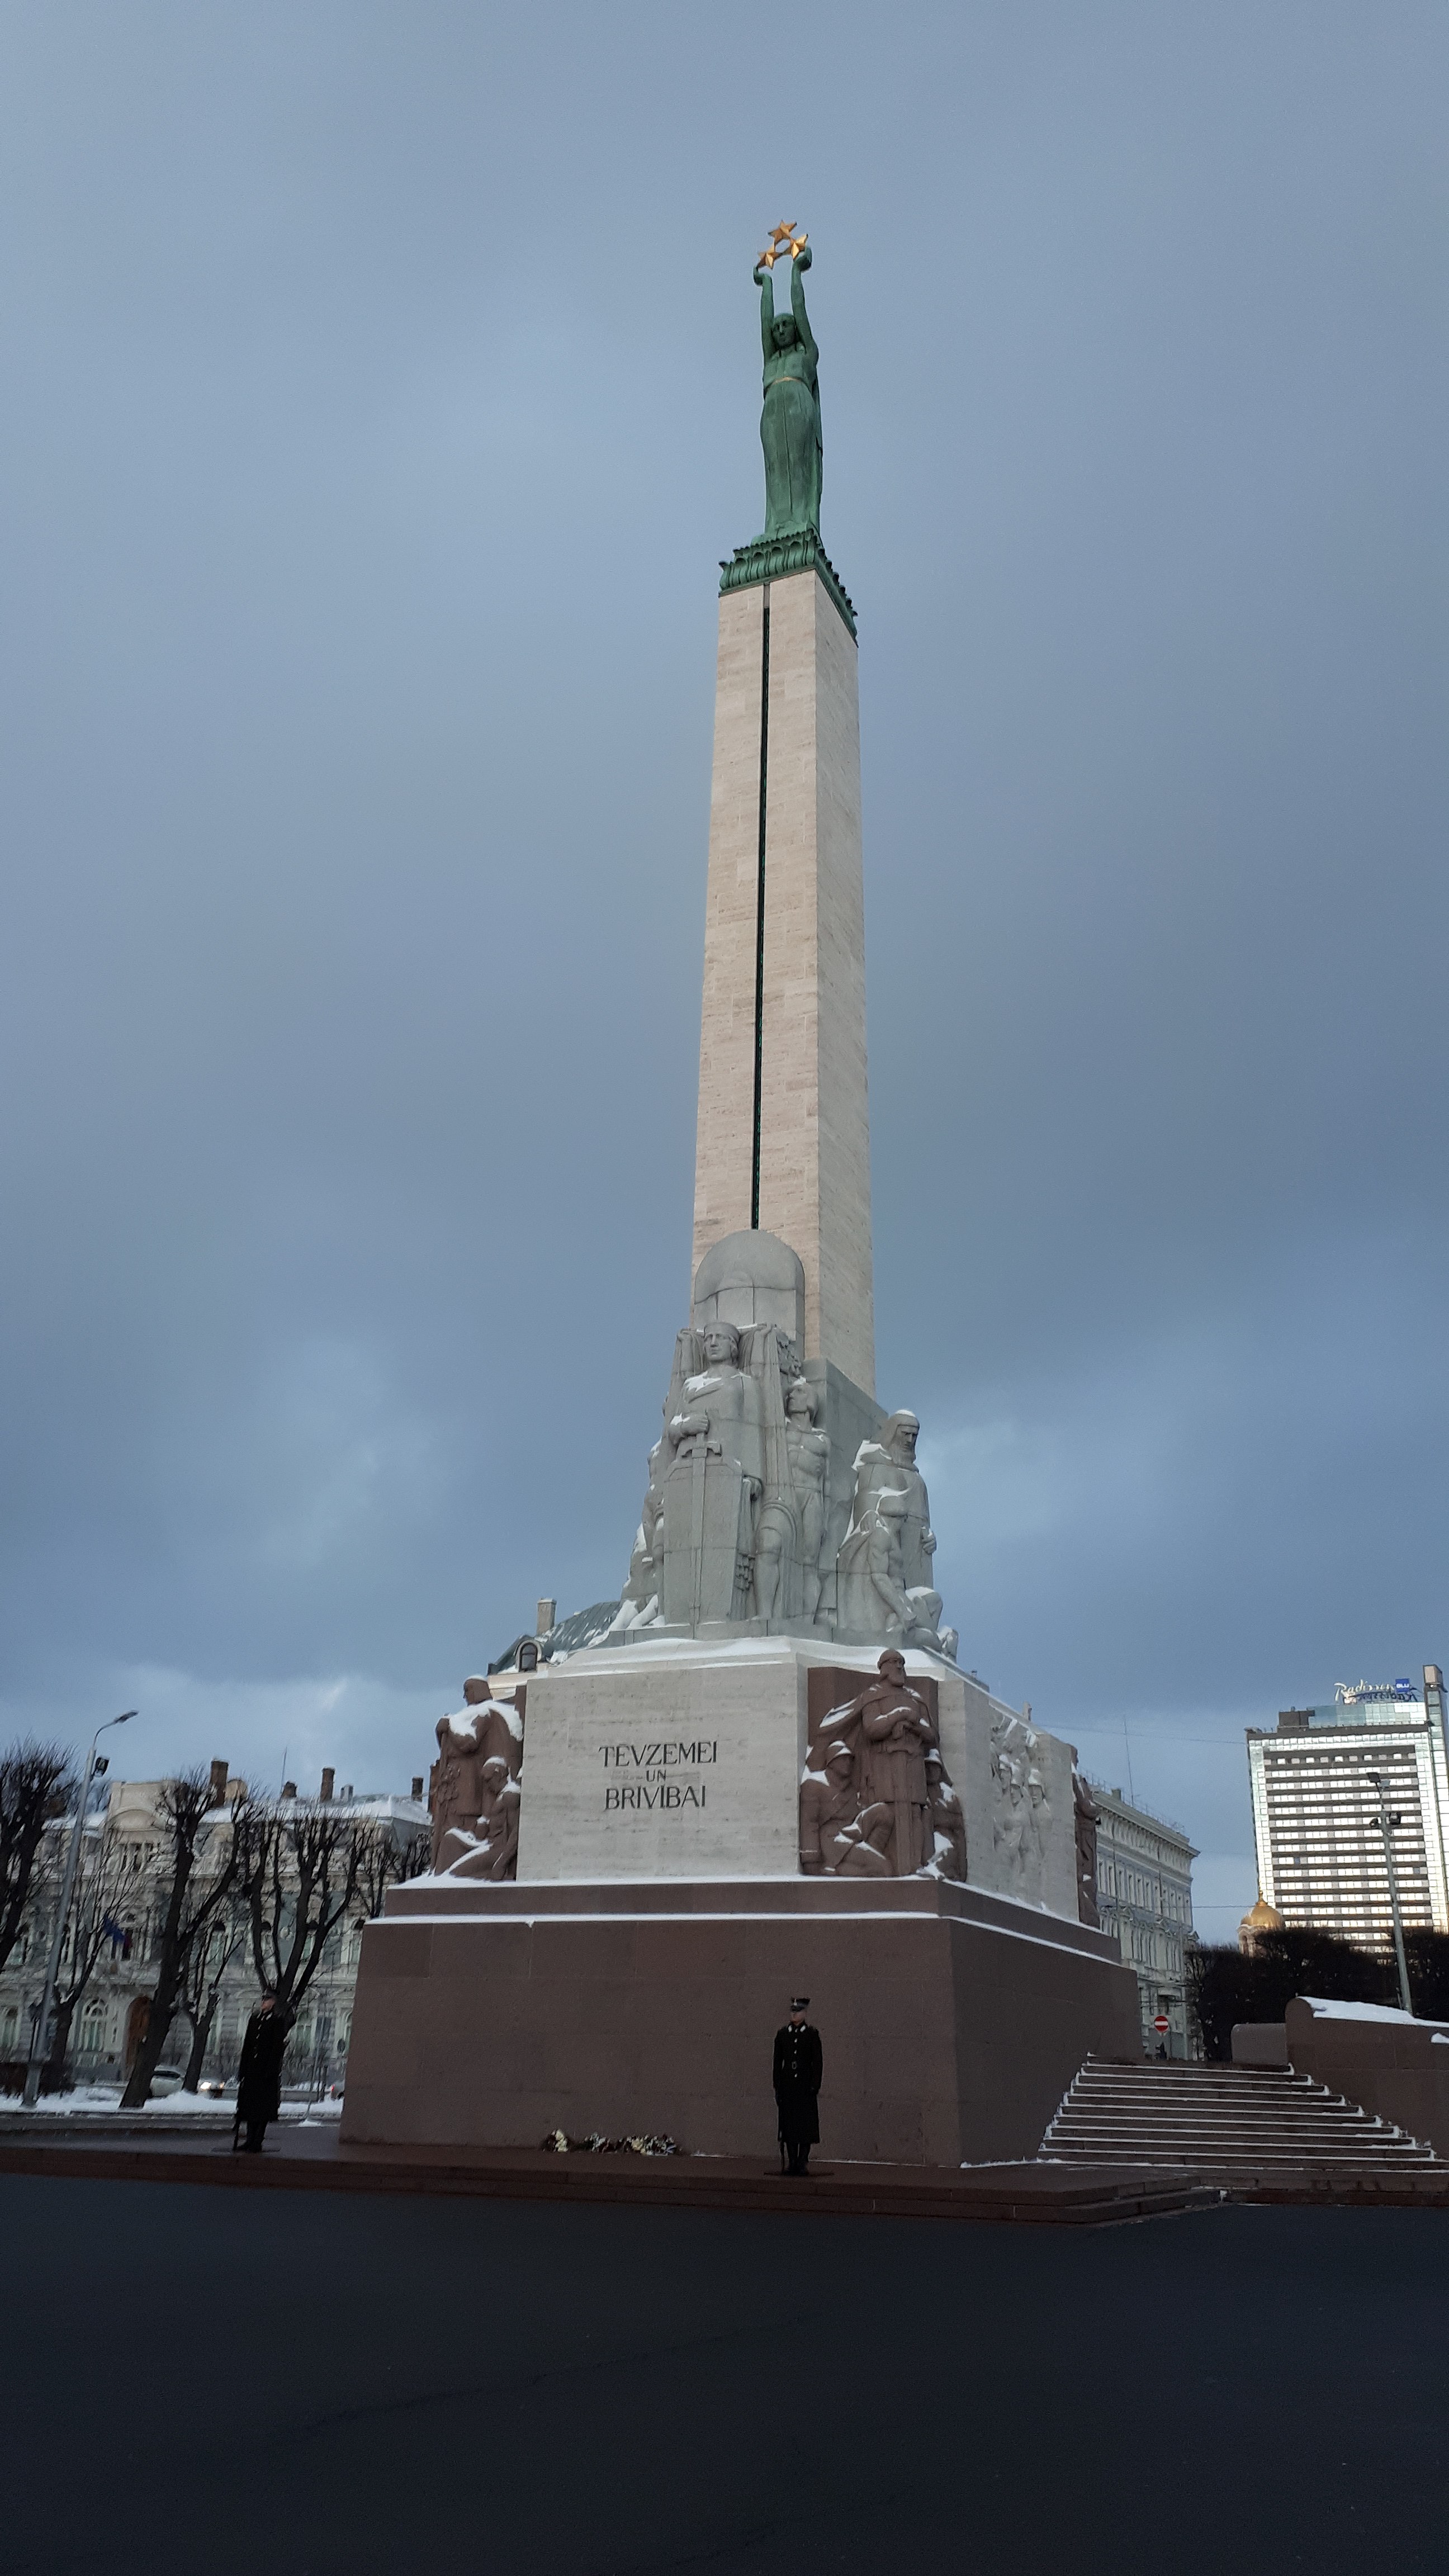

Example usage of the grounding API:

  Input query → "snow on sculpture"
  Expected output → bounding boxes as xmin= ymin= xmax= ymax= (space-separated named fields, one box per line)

xmin=428 ymin=1677 xmax=524 ymax=1878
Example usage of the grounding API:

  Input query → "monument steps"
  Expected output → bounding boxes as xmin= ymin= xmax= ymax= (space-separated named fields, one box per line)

xmin=1040 ymin=2058 xmax=1441 ymax=2176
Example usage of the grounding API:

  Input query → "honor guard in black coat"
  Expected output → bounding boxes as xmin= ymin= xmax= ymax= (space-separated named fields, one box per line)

xmin=773 ymin=1997 xmax=822 ymax=2175
xmin=234 ymin=1993 xmax=294 ymax=2153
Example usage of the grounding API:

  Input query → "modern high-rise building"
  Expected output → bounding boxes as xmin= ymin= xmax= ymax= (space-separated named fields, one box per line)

xmin=1246 ymin=1665 xmax=1449 ymax=1952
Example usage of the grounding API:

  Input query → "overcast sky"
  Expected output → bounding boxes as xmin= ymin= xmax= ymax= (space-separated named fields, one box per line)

xmin=1 ymin=2 xmax=1443 ymax=1936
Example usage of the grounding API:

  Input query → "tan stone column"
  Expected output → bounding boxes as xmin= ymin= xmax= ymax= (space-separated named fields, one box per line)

xmin=692 ymin=584 xmax=764 ymax=1258
xmin=692 ymin=567 xmax=875 ymax=1396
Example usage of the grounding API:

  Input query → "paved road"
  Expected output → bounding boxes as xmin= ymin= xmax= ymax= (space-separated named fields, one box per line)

xmin=3 ymin=2176 xmax=1443 ymax=2574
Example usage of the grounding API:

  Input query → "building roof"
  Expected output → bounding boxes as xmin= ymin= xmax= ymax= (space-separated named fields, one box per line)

xmin=1240 ymin=1891 xmax=1285 ymax=1936
xmin=1085 ymin=1780 xmax=1197 ymax=1855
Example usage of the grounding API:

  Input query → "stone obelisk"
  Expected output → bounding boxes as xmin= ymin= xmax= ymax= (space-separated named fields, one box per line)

xmin=692 ymin=232 xmax=875 ymax=1399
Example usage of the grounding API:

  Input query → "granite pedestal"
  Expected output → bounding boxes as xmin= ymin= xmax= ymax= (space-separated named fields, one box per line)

xmin=340 ymin=1873 xmax=1138 ymax=2166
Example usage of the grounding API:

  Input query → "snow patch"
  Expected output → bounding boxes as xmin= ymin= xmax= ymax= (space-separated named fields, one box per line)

xmin=1301 ymin=1995 xmax=1449 ymax=2030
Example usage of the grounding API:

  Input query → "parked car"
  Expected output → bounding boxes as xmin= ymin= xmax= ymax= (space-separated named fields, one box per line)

xmin=148 ymin=2066 xmax=184 ymax=2097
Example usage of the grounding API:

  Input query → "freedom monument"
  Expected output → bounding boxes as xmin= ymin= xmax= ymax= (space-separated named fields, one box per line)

xmin=342 ymin=231 xmax=1138 ymax=2165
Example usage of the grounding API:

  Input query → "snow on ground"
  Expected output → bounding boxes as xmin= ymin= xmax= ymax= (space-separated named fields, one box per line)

xmin=3 ymin=2084 xmax=345 ymax=2117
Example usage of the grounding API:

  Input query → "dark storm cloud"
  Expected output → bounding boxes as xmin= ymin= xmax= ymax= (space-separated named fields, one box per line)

xmin=1 ymin=2 xmax=1443 ymax=1921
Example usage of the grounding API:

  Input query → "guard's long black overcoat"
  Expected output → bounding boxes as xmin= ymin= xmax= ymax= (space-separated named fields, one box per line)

xmin=236 ymin=2006 xmax=292 ymax=2125
xmin=773 ymin=2020 xmax=823 ymax=2145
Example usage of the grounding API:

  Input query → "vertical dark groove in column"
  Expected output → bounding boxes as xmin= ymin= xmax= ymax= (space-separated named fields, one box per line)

xmin=751 ymin=588 xmax=770 ymax=1229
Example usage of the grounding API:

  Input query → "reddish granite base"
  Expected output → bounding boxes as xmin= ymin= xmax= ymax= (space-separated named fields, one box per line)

xmin=340 ymin=1877 xmax=1141 ymax=2167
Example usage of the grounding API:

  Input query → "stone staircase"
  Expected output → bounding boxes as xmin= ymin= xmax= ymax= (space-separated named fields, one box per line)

xmin=1040 ymin=2058 xmax=1442 ymax=2184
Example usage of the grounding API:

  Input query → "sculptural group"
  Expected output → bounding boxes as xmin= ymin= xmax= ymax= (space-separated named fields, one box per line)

xmin=799 ymin=1651 xmax=966 ymax=1881
xmin=429 ymin=1677 xmax=524 ymax=1881
xmin=612 ymin=1318 xmax=846 ymax=1635
xmin=613 ymin=1287 xmax=954 ymax=1656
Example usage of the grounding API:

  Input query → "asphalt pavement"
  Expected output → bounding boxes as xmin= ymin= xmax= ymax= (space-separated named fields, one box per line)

xmin=3 ymin=2175 xmax=1443 ymax=2574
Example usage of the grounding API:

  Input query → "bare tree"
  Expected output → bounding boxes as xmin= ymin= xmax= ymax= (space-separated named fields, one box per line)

xmin=176 ymin=1900 xmax=248 ymax=2091
xmin=35 ymin=1825 xmax=129 ymax=2089
xmin=120 ymin=1771 xmax=248 ymax=2109
xmin=236 ymin=1805 xmax=423 ymax=2019
xmin=354 ymin=1817 xmax=429 ymax=1922
xmin=0 ymin=1740 xmax=75 ymax=1974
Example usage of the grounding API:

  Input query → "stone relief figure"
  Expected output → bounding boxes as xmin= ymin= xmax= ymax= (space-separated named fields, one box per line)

xmin=609 ymin=1442 xmax=666 ymax=1634
xmin=775 ymin=1330 xmax=802 ymax=1385
xmin=851 ymin=1414 xmax=937 ymax=1592
xmin=799 ymin=1651 xmax=956 ymax=1879
xmin=836 ymin=1484 xmax=912 ymax=1636
xmin=662 ymin=1319 xmax=760 ymax=1625
xmin=926 ymin=1749 xmax=968 ymax=1882
xmin=439 ymin=1756 xmax=522 ymax=1881
xmin=1026 ymin=1764 xmax=1053 ymax=1874
xmin=618 ymin=1315 xmax=811 ymax=1632
xmin=428 ymin=1677 xmax=523 ymax=1870
xmin=752 ymin=235 xmax=821 ymax=541
xmin=989 ymin=1709 xmax=1048 ymax=1901
xmin=784 ymin=1378 xmax=831 ymax=1623
xmin=991 ymin=1746 xmax=1030 ymax=1887
xmin=658 ymin=1319 xmax=799 ymax=1626
xmin=1072 ymin=1765 xmax=1100 ymax=1929
xmin=854 ymin=1651 xmax=938 ymax=1876
xmin=835 ymin=1412 xmax=946 ymax=1650
xmin=798 ymin=1742 xmax=892 ymax=1877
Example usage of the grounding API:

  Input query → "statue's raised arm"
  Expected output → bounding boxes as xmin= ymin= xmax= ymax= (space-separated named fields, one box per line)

xmin=754 ymin=259 xmax=777 ymax=363
xmin=789 ymin=243 xmax=817 ymax=372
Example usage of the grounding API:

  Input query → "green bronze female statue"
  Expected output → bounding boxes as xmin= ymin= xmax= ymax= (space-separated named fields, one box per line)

xmin=753 ymin=242 xmax=821 ymax=540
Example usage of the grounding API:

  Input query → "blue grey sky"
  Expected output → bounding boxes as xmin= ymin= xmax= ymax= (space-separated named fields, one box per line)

xmin=1 ymin=3 xmax=1444 ymax=1938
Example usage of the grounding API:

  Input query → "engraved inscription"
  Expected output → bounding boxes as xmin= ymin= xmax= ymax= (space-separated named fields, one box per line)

xmin=598 ymin=1740 xmax=718 ymax=1815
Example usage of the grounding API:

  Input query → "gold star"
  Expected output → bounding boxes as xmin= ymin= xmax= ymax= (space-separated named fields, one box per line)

xmin=760 ymin=220 xmax=807 ymax=270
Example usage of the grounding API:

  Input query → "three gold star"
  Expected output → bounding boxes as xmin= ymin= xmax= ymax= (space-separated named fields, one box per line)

xmin=759 ymin=221 xmax=808 ymax=270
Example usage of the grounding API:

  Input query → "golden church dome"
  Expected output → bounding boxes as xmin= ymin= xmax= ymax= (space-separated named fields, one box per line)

xmin=1238 ymin=1891 xmax=1285 ymax=1950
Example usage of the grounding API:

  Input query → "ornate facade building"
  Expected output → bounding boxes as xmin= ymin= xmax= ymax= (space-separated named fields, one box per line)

xmin=1088 ymin=1783 xmax=1197 ymax=2057
xmin=0 ymin=1769 xmax=427 ymax=2094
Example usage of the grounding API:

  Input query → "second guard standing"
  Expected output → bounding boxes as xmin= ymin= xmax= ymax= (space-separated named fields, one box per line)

xmin=773 ymin=1997 xmax=823 ymax=2176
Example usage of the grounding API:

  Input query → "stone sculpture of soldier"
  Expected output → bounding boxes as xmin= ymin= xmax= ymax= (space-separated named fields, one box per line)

xmin=798 ymin=1741 xmax=892 ymax=1877
xmin=806 ymin=1650 xmax=947 ymax=1879
xmin=849 ymin=1413 xmax=936 ymax=1595
xmin=836 ymin=1483 xmax=912 ymax=1638
xmin=835 ymin=1412 xmax=946 ymax=1648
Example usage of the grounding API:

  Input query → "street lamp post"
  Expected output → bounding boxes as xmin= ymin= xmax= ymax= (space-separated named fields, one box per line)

xmin=1366 ymin=1769 xmax=1414 ymax=2018
xmin=23 ymin=1712 xmax=136 ymax=2107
